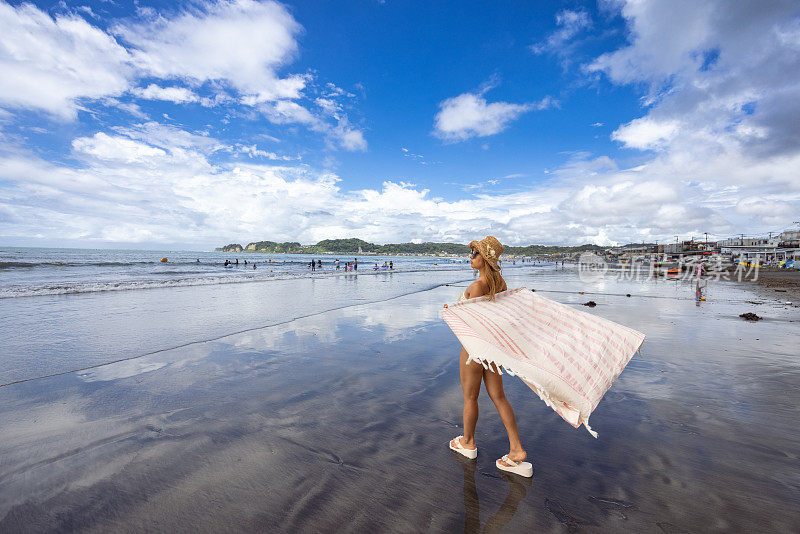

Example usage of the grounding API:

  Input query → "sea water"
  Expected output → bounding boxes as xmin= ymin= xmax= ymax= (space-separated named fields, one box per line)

xmin=0 ymin=247 xmax=547 ymax=385
xmin=0 ymin=247 xmax=473 ymax=298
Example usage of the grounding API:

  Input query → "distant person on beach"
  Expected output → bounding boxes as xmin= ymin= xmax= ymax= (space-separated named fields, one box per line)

xmin=235 ymin=259 xmax=238 ymax=265
xmin=374 ymin=263 xmax=379 ymax=270
xmin=445 ymin=236 xmax=528 ymax=475
xmin=695 ymin=263 xmax=707 ymax=301
xmin=354 ymin=258 xmax=358 ymax=271
xmin=336 ymin=259 xmax=340 ymax=270
xmin=389 ymin=261 xmax=393 ymax=270
xmin=311 ymin=260 xmax=315 ymax=271
xmin=224 ymin=259 xmax=230 ymax=266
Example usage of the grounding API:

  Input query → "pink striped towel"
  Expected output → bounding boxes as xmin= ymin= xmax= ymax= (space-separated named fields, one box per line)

xmin=442 ymin=287 xmax=645 ymax=437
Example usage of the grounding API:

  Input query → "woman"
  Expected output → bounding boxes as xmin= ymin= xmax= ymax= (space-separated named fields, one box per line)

xmin=447 ymin=236 xmax=531 ymax=477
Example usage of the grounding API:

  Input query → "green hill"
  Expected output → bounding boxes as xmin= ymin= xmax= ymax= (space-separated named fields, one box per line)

xmin=245 ymin=240 xmax=301 ymax=253
xmin=222 ymin=237 xmax=605 ymax=256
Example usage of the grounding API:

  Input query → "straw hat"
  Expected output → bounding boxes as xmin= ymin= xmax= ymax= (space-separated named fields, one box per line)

xmin=469 ymin=235 xmax=503 ymax=271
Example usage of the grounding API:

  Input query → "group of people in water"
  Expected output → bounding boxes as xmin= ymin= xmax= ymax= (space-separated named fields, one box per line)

xmin=218 ymin=255 xmax=553 ymax=274
xmin=220 ymin=257 xmax=396 ymax=272
xmin=309 ymin=258 xmax=356 ymax=271
xmin=224 ymin=258 xmax=257 ymax=270
xmin=307 ymin=258 xmax=393 ymax=271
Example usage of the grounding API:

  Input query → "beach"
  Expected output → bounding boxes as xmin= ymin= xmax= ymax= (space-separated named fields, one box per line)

xmin=753 ymin=269 xmax=800 ymax=301
xmin=1 ymin=263 xmax=799 ymax=532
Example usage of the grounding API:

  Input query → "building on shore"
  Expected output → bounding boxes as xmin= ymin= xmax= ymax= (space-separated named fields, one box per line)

xmin=595 ymin=228 xmax=800 ymax=269
xmin=717 ymin=230 xmax=800 ymax=264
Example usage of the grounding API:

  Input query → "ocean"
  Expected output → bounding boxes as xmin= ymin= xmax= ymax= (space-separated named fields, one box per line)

xmin=0 ymin=247 xmax=475 ymax=299
xmin=0 ymin=247 xmax=546 ymax=386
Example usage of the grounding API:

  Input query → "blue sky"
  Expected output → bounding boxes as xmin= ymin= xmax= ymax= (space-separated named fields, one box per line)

xmin=1 ymin=0 xmax=799 ymax=249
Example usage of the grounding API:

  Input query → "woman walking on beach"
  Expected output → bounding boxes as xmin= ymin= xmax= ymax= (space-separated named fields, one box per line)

xmin=447 ymin=236 xmax=531 ymax=477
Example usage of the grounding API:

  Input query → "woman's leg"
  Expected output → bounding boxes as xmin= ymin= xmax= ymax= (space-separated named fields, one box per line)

xmin=453 ymin=347 xmax=483 ymax=450
xmin=483 ymin=365 xmax=526 ymax=464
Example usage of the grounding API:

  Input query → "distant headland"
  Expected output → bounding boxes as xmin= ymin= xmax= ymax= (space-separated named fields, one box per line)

xmin=216 ymin=238 xmax=605 ymax=256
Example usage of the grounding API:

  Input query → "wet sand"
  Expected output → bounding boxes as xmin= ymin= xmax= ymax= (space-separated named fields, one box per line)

xmin=1 ymin=269 xmax=799 ymax=532
xmin=753 ymin=269 xmax=800 ymax=301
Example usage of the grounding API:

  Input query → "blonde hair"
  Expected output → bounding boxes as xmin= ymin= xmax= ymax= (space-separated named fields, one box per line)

xmin=479 ymin=262 xmax=506 ymax=300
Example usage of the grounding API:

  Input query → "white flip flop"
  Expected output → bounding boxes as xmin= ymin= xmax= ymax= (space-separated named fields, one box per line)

xmin=496 ymin=454 xmax=533 ymax=477
xmin=449 ymin=435 xmax=477 ymax=459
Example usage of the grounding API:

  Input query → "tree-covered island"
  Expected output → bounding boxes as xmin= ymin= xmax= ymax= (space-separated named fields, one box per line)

xmin=219 ymin=238 xmax=603 ymax=256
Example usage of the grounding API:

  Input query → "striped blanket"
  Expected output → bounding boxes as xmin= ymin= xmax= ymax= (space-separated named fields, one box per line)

xmin=442 ymin=287 xmax=645 ymax=437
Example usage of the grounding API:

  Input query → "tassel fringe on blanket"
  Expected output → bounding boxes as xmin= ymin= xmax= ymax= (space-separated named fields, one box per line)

xmin=442 ymin=287 xmax=646 ymax=438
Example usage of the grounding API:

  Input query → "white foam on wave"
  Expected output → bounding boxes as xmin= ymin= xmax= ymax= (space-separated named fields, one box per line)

xmin=0 ymin=265 xmax=473 ymax=299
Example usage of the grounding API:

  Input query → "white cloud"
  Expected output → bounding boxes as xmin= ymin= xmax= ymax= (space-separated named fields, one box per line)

xmin=72 ymin=132 xmax=167 ymax=163
xmin=568 ymin=0 xmax=800 ymax=236
xmin=0 ymin=2 xmax=133 ymax=118
xmin=433 ymin=91 xmax=555 ymax=142
xmin=323 ymin=82 xmax=356 ymax=99
xmin=112 ymin=121 xmax=223 ymax=152
xmin=133 ymin=84 xmax=199 ymax=104
xmin=256 ymin=100 xmax=317 ymax=125
xmin=401 ymin=147 xmax=427 ymax=165
xmin=250 ymin=100 xmax=366 ymax=151
xmin=314 ymin=97 xmax=341 ymax=118
xmin=611 ymin=117 xmax=680 ymax=149
xmin=237 ymin=144 xmax=297 ymax=161
xmin=531 ymin=8 xmax=592 ymax=55
xmin=116 ymin=0 xmax=304 ymax=100
xmin=330 ymin=118 xmax=367 ymax=151
xmin=2 ymin=126 xmax=799 ymax=247
xmin=589 ymin=0 xmax=800 ymax=158
xmin=0 ymin=1 xmax=363 ymax=151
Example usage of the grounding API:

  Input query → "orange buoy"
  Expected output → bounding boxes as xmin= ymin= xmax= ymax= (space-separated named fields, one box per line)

xmin=161 ymin=257 xmax=168 ymax=263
